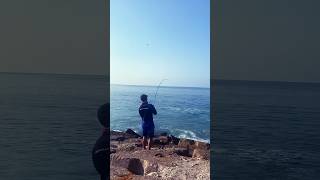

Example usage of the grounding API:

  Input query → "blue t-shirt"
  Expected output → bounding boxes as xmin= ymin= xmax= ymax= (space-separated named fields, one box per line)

xmin=139 ymin=102 xmax=157 ymax=128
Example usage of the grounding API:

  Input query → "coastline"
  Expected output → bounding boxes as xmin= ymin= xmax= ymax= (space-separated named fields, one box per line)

xmin=110 ymin=129 xmax=210 ymax=180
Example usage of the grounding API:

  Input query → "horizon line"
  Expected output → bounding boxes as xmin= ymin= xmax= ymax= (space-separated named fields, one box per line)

xmin=111 ymin=83 xmax=210 ymax=89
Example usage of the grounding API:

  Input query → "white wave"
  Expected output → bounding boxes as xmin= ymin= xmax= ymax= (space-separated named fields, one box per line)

xmin=112 ymin=129 xmax=123 ymax=132
xmin=183 ymin=108 xmax=202 ymax=114
xmin=165 ymin=106 xmax=181 ymax=111
xmin=174 ymin=129 xmax=210 ymax=143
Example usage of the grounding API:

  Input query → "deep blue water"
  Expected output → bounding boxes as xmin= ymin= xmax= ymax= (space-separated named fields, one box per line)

xmin=212 ymin=80 xmax=320 ymax=180
xmin=110 ymin=84 xmax=210 ymax=142
xmin=2 ymin=73 xmax=320 ymax=180
xmin=0 ymin=73 xmax=107 ymax=180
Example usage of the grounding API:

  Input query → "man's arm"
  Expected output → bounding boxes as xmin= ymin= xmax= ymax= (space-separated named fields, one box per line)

xmin=152 ymin=105 xmax=157 ymax=115
xmin=139 ymin=107 xmax=143 ymax=118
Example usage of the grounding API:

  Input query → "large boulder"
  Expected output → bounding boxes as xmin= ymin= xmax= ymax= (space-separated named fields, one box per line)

xmin=192 ymin=148 xmax=210 ymax=160
xmin=178 ymin=138 xmax=195 ymax=149
xmin=111 ymin=154 xmax=144 ymax=175
xmin=194 ymin=141 xmax=210 ymax=150
xmin=126 ymin=129 xmax=142 ymax=138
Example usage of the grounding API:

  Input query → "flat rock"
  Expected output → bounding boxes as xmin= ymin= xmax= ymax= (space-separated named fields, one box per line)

xmin=118 ymin=144 xmax=136 ymax=151
xmin=110 ymin=130 xmax=209 ymax=180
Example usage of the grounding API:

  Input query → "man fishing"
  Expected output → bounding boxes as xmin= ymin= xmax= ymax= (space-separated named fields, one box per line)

xmin=139 ymin=94 xmax=157 ymax=150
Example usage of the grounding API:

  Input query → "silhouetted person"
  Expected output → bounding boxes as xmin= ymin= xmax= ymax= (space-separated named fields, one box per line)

xmin=92 ymin=103 xmax=109 ymax=180
xmin=139 ymin=94 xmax=157 ymax=150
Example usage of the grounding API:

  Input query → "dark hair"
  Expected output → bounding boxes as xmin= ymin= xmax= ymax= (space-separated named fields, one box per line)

xmin=97 ymin=103 xmax=109 ymax=127
xmin=140 ymin=94 xmax=148 ymax=102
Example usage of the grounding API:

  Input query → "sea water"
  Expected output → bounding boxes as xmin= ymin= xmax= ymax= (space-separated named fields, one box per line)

xmin=110 ymin=84 xmax=210 ymax=142
xmin=2 ymin=73 xmax=319 ymax=179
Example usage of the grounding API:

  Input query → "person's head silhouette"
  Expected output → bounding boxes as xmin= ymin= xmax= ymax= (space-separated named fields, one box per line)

xmin=93 ymin=103 xmax=109 ymax=180
xmin=140 ymin=94 xmax=148 ymax=103
xmin=97 ymin=103 xmax=109 ymax=128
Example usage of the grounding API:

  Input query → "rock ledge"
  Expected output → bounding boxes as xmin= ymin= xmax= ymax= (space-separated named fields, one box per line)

xmin=110 ymin=129 xmax=210 ymax=180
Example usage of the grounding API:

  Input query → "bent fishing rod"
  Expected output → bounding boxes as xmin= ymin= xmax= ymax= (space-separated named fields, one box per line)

xmin=153 ymin=79 xmax=168 ymax=105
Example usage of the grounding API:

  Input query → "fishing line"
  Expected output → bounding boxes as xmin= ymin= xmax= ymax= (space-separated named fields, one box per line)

xmin=153 ymin=78 xmax=168 ymax=106
xmin=152 ymin=79 xmax=167 ymax=134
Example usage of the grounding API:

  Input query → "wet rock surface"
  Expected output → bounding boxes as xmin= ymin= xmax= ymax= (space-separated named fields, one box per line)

xmin=110 ymin=129 xmax=210 ymax=180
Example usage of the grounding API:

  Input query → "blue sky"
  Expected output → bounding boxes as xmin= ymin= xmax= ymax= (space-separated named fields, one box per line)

xmin=110 ymin=0 xmax=210 ymax=88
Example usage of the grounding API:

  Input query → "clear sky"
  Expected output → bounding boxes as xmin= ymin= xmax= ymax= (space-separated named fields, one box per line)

xmin=110 ymin=0 xmax=210 ymax=88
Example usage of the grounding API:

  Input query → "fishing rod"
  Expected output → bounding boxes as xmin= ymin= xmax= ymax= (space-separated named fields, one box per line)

xmin=153 ymin=79 xmax=168 ymax=105
xmin=152 ymin=79 xmax=167 ymax=134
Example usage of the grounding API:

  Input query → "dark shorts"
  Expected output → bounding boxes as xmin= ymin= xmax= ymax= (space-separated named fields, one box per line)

xmin=142 ymin=124 xmax=154 ymax=138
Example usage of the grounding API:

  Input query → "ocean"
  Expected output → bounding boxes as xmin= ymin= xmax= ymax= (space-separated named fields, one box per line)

xmin=212 ymin=80 xmax=320 ymax=179
xmin=0 ymin=73 xmax=107 ymax=180
xmin=2 ymin=73 xmax=320 ymax=180
xmin=110 ymin=84 xmax=211 ymax=142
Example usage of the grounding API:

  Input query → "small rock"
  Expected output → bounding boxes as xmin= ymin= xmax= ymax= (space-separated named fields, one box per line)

xmin=146 ymin=172 xmax=158 ymax=177
xmin=143 ymin=160 xmax=159 ymax=175
xmin=170 ymin=135 xmax=180 ymax=145
xmin=135 ymin=143 xmax=142 ymax=147
xmin=153 ymin=139 xmax=161 ymax=145
xmin=171 ymin=162 xmax=178 ymax=166
xmin=110 ymin=148 xmax=116 ymax=154
xmin=178 ymin=138 xmax=195 ymax=149
xmin=111 ymin=144 xmax=118 ymax=148
xmin=159 ymin=136 xmax=169 ymax=144
xmin=174 ymin=147 xmax=191 ymax=157
xmin=192 ymin=163 xmax=199 ymax=167
xmin=155 ymin=153 xmax=164 ymax=158
xmin=128 ymin=158 xmax=144 ymax=175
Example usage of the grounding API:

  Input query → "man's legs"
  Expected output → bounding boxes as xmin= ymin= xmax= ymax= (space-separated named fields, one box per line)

xmin=147 ymin=128 xmax=154 ymax=150
xmin=148 ymin=137 xmax=153 ymax=150
xmin=142 ymin=136 xmax=147 ymax=149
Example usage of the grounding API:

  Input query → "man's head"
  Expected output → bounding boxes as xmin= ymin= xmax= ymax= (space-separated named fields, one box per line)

xmin=140 ymin=94 xmax=148 ymax=102
xmin=97 ymin=103 xmax=109 ymax=127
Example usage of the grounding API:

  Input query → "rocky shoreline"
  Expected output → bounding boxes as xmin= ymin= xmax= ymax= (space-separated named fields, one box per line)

xmin=110 ymin=129 xmax=210 ymax=180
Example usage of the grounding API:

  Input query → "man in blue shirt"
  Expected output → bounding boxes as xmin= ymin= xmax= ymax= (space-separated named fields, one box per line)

xmin=139 ymin=94 xmax=157 ymax=150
